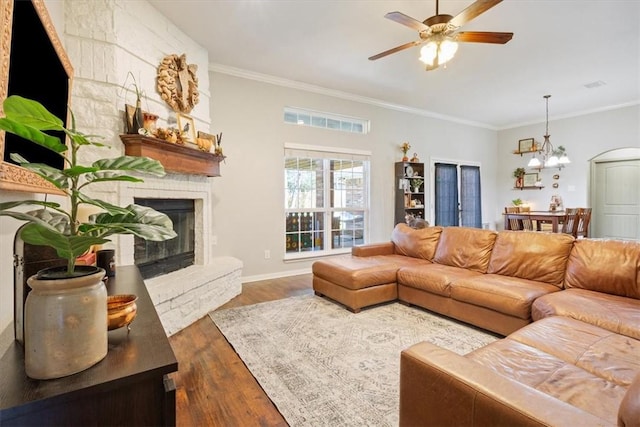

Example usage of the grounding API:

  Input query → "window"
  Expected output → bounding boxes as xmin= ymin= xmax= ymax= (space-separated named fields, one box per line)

xmin=284 ymin=144 xmax=370 ymax=259
xmin=434 ymin=162 xmax=482 ymax=228
xmin=284 ymin=107 xmax=369 ymax=134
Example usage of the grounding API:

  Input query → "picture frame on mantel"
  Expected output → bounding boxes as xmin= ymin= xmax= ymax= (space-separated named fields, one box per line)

xmin=518 ymin=138 xmax=535 ymax=153
xmin=177 ymin=113 xmax=196 ymax=143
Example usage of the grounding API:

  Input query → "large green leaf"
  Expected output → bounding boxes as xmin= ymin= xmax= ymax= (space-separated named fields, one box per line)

xmin=20 ymin=223 xmax=109 ymax=261
xmin=0 ymin=200 xmax=61 ymax=211
xmin=0 ymin=118 xmax=66 ymax=153
xmin=3 ymin=95 xmax=65 ymax=131
xmin=12 ymin=160 xmax=69 ymax=189
xmin=76 ymin=194 xmax=131 ymax=216
xmin=87 ymin=204 xmax=176 ymax=241
xmin=93 ymin=156 xmax=166 ymax=177
xmin=0 ymin=96 xmax=68 ymax=154
xmin=87 ymin=174 xmax=145 ymax=184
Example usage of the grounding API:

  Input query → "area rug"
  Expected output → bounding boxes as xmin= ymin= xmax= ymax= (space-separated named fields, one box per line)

xmin=210 ymin=295 xmax=499 ymax=426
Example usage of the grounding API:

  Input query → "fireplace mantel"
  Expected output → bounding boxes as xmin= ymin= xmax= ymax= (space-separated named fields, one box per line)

xmin=120 ymin=134 xmax=225 ymax=177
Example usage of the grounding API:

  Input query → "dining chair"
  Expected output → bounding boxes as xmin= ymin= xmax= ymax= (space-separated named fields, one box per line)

xmin=561 ymin=208 xmax=580 ymax=235
xmin=505 ymin=206 xmax=522 ymax=230
xmin=574 ymin=207 xmax=592 ymax=238
xmin=517 ymin=206 xmax=534 ymax=231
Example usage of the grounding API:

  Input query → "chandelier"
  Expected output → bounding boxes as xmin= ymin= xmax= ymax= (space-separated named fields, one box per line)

xmin=527 ymin=95 xmax=570 ymax=170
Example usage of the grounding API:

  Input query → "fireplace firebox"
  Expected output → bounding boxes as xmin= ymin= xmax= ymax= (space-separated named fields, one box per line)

xmin=134 ymin=198 xmax=195 ymax=279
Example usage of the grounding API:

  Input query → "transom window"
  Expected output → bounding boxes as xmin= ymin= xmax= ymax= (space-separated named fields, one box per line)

xmin=284 ymin=144 xmax=370 ymax=259
xmin=284 ymin=107 xmax=369 ymax=134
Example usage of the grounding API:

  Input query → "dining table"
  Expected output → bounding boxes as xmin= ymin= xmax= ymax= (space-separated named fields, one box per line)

xmin=503 ymin=210 xmax=567 ymax=233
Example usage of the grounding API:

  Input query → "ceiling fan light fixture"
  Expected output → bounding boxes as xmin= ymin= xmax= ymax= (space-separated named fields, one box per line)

xmin=419 ymin=39 xmax=458 ymax=67
xmin=419 ymin=42 xmax=438 ymax=66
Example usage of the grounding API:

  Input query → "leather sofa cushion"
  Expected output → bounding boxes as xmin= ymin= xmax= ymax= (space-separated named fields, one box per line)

xmin=468 ymin=338 xmax=628 ymax=425
xmin=391 ymin=224 xmax=443 ymax=260
xmin=508 ymin=316 xmax=640 ymax=386
xmin=311 ymin=256 xmax=398 ymax=290
xmin=451 ymin=274 xmax=560 ymax=319
xmin=487 ymin=231 xmax=574 ymax=287
xmin=433 ymin=227 xmax=497 ymax=273
xmin=565 ymin=238 xmax=640 ymax=298
xmin=532 ymin=288 xmax=640 ymax=340
xmin=468 ymin=316 xmax=640 ymax=424
xmin=397 ymin=264 xmax=482 ymax=297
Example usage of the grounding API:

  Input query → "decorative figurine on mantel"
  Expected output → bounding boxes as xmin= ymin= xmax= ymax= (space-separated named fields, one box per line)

xmin=410 ymin=152 xmax=420 ymax=162
xmin=400 ymin=142 xmax=411 ymax=161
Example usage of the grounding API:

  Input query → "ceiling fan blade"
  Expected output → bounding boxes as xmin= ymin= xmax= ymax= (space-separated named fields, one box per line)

xmin=384 ymin=11 xmax=429 ymax=32
xmin=368 ymin=41 xmax=420 ymax=61
xmin=449 ymin=0 xmax=503 ymax=28
xmin=456 ymin=31 xmax=513 ymax=44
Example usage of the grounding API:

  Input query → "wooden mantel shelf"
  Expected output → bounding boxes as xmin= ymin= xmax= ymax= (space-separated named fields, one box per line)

xmin=120 ymin=134 xmax=225 ymax=177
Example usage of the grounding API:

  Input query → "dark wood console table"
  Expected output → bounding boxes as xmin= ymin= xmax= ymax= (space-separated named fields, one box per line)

xmin=0 ymin=265 xmax=178 ymax=426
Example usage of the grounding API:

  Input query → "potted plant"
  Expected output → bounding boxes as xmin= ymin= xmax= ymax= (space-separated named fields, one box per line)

xmin=412 ymin=178 xmax=424 ymax=193
xmin=0 ymin=95 xmax=177 ymax=379
xmin=400 ymin=142 xmax=411 ymax=161
xmin=513 ymin=167 xmax=525 ymax=188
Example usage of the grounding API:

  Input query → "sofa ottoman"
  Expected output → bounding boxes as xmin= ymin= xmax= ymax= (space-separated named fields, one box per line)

xmin=312 ymin=255 xmax=399 ymax=312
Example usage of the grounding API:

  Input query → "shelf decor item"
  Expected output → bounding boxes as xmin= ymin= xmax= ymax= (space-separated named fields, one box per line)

xmin=0 ymin=95 xmax=177 ymax=379
xmin=513 ymin=167 xmax=525 ymax=188
xmin=518 ymin=138 xmax=535 ymax=153
xmin=121 ymin=71 xmax=144 ymax=135
xmin=523 ymin=173 xmax=538 ymax=187
xmin=400 ymin=142 xmax=411 ymax=161
xmin=412 ymin=178 xmax=424 ymax=193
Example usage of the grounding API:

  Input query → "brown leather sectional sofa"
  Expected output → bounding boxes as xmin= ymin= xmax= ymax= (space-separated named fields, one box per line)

xmin=312 ymin=224 xmax=640 ymax=426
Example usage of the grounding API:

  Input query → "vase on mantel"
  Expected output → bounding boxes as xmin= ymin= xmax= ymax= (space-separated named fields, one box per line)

xmin=128 ymin=99 xmax=144 ymax=135
xmin=24 ymin=266 xmax=108 ymax=380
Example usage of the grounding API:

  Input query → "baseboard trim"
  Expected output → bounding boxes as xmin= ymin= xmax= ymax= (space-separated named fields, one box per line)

xmin=242 ymin=268 xmax=311 ymax=284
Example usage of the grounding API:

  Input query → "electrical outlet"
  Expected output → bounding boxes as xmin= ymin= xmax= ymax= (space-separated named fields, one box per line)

xmin=264 ymin=250 xmax=271 ymax=259
xmin=211 ymin=235 xmax=218 ymax=245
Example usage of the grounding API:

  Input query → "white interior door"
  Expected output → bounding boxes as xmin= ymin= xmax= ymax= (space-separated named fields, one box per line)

xmin=593 ymin=159 xmax=640 ymax=240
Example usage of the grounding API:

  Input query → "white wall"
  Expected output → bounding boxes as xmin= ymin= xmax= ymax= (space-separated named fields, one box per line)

xmin=495 ymin=104 xmax=640 ymax=228
xmin=208 ymin=71 xmax=498 ymax=280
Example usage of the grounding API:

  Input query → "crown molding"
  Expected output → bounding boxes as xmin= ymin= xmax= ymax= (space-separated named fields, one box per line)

xmin=497 ymin=100 xmax=640 ymax=131
xmin=208 ymin=63 xmax=496 ymax=130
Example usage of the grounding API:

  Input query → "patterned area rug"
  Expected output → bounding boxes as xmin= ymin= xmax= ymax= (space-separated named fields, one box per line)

xmin=210 ymin=295 xmax=499 ymax=426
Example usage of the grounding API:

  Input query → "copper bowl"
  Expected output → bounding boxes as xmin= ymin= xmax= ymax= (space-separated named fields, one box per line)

xmin=107 ymin=294 xmax=138 ymax=331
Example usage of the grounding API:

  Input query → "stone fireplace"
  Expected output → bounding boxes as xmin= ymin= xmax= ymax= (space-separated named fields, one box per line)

xmin=114 ymin=174 xmax=242 ymax=336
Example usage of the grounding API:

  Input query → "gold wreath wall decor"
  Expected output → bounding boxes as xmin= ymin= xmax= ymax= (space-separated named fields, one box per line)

xmin=157 ymin=53 xmax=199 ymax=113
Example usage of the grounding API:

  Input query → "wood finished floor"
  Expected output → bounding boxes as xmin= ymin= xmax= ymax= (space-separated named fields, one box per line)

xmin=169 ymin=273 xmax=314 ymax=426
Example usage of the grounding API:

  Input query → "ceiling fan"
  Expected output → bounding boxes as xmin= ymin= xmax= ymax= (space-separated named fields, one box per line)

xmin=368 ymin=0 xmax=513 ymax=70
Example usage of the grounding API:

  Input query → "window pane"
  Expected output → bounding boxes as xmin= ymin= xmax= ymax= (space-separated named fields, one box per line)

xmin=284 ymin=111 xmax=297 ymax=124
xmin=327 ymin=118 xmax=340 ymax=129
xmin=298 ymin=114 xmax=311 ymax=125
xmin=311 ymin=116 xmax=326 ymax=128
